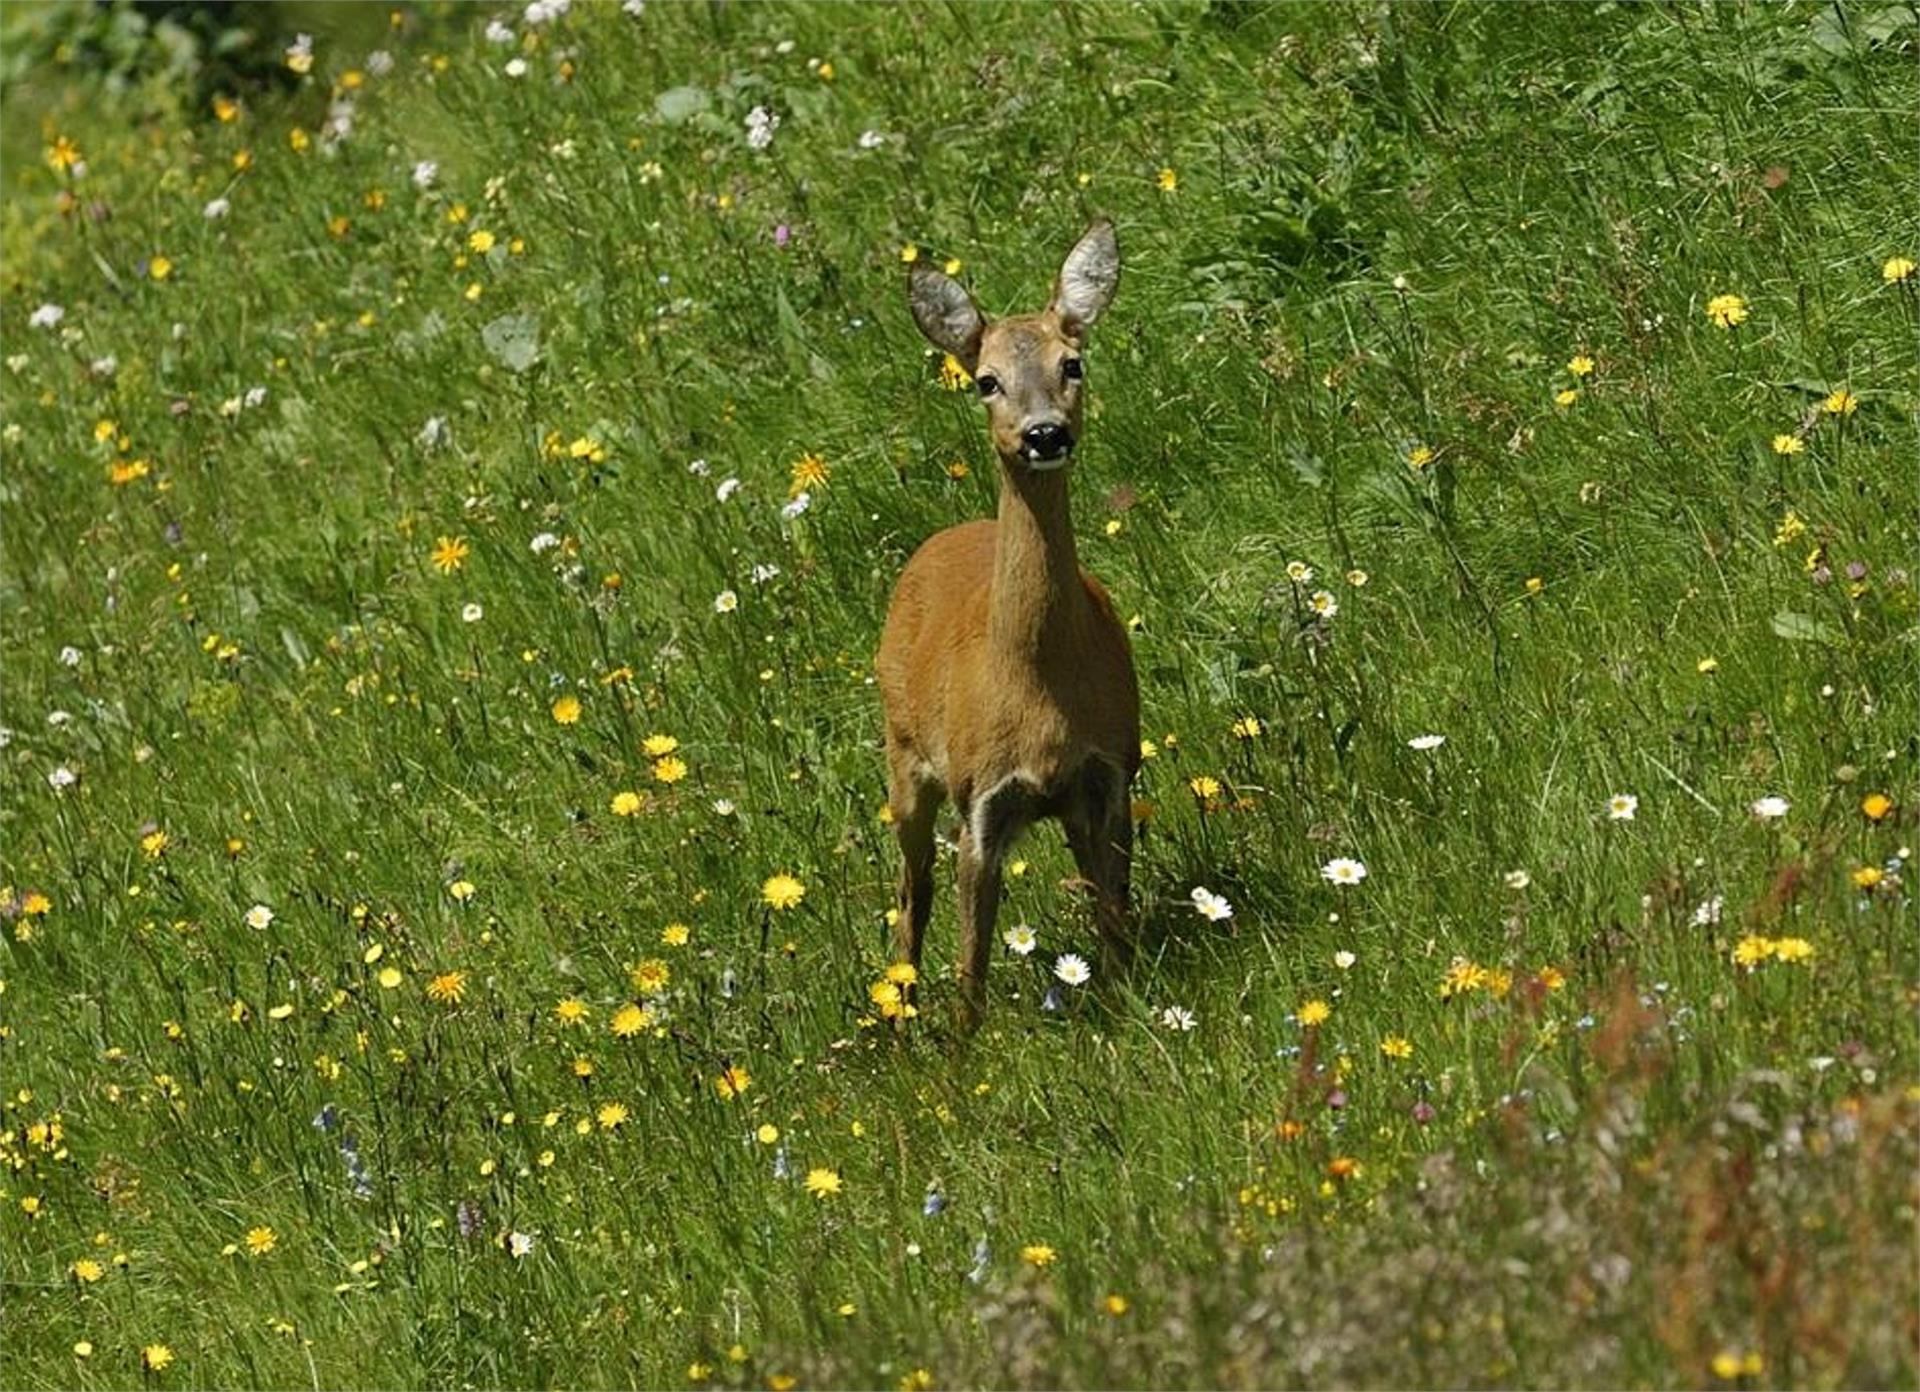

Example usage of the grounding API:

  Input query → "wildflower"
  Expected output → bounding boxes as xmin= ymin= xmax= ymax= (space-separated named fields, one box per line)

xmin=1440 ymin=958 xmax=1491 ymax=998
xmin=509 ymin=1231 xmax=534 ymax=1258
xmin=245 ymin=1226 xmax=276 ymax=1256
xmin=714 ymin=1065 xmax=752 ymax=1100
xmin=1606 ymin=793 xmax=1638 ymax=821
xmin=1381 ymin=1035 xmax=1413 ymax=1059
xmin=1771 ymin=936 xmax=1814 ymax=963
xmin=1156 ymin=167 xmax=1177 ymax=192
xmin=1731 ymin=935 xmax=1773 ymax=968
xmin=1771 ymin=433 xmax=1805 ymax=455
xmin=1406 ymin=444 xmax=1433 ymax=470
xmin=204 ymin=196 xmax=230 ymax=220
xmin=1022 ymin=1242 xmax=1059 ymax=1266
xmin=803 ymin=1167 xmax=842 ymax=1198
xmin=652 ymin=755 xmax=688 ymax=784
xmin=1231 ymin=715 xmax=1264 ymax=739
xmin=377 ymin=968 xmax=403 ymax=990
xmin=245 ymin=904 xmax=275 ymax=931
xmin=630 ymin=959 xmax=670 ymax=996
xmin=610 ymin=1003 xmax=650 ymax=1038
xmin=425 ymin=971 xmax=468 ymax=1005
xmin=1884 ymin=256 xmax=1916 ymax=284
xmin=641 ymin=733 xmax=679 ymax=757
xmin=1852 ymin=865 xmax=1882 ymax=889
xmin=448 ymin=879 xmax=476 ymax=903
xmin=1298 ymin=999 xmax=1331 ymax=1027
xmin=1407 ymin=734 xmax=1445 ymax=751
xmin=461 ymin=603 xmax=484 ymax=623
xmin=1325 ymin=1156 xmax=1360 ymax=1180
xmin=430 ymin=535 xmax=470 ymax=574
xmin=1554 ymin=388 xmax=1579 ymax=407
xmin=1160 ymin=1005 xmax=1197 ymax=1032
xmin=143 ymin=1345 xmax=175 ymax=1373
xmin=1697 ymin=658 xmax=1719 ymax=675
xmin=761 ymin=873 xmax=806 ymax=911
xmin=781 ymin=492 xmax=811 ymax=520
xmin=1333 ymin=950 xmax=1357 ymax=969
xmin=1861 ymin=793 xmax=1892 ymax=821
xmin=713 ymin=589 xmax=738 ymax=614
xmin=28 ymin=303 xmax=65 ymax=330
xmin=938 ymin=354 xmax=973 ymax=390
xmin=1773 ymin=510 xmax=1806 ymax=547
xmin=1054 ymin=953 xmax=1091 ymax=986
xmin=1004 ymin=923 xmax=1037 ymax=956
xmin=285 ymin=32 xmax=314 ymax=73
xmin=1705 ymin=293 xmax=1748 ymax=328
xmin=1750 ymin=795 xmax=1790 ymax=820
xmin=46 ymin=134 xmax=82 ymax=172
xmin=1105 ymin=1295 xmax=1130 ymax=1316
xmin=1189 ymin=886 xmax=1233 ymax=921
xmin=610 ymin=791 xmax=641 ymax=817
xmin=70 ymin=1257 xmax=104 ymax=1282
xmin=1346 ymin=568 xmax=1369 ymax=587
xmin=1321 ymin=858 xmax=1367 ymax=886
xmin=554 ymin=997 xmax=590 ymax=1027
xmin=1821 ymin=388 xmax=1858 ymax=417
xmin=1308 ymin=590 xmax=1339 ymax=618
xmin=1189 ymin=774 xmax=1222 ymax=800
xmin=1567 ymin=354 xmax=1594 ymax=377
xmin=468 ymin=229 xmax=496 ymax=254
xmin=745 ymin=106 xmax=779 ymax=151
xmin=551 ymin=695 xmax=582 ymax=725
xmin=661 ymin=922 xmax=691 ymax=946
xmin=789 ymin=452 xmax=829 ymax=497
xmin=48 ymin=766 xmax=77 ymax=790
xmin=596 ymin=1101 xmax=629 ymax=1130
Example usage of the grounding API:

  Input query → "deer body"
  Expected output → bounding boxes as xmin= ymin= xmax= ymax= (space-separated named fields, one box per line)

xmin=880 ymin=222 xmax=1139 ymax=1026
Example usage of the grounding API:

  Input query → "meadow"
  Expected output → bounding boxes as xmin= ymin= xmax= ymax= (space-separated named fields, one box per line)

xmin=1 ymin=1 xmax=1916 ymax=1386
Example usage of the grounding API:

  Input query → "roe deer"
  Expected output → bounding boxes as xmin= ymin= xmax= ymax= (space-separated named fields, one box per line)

xmin=879 ymin=220 xmax=1140 ymax=1027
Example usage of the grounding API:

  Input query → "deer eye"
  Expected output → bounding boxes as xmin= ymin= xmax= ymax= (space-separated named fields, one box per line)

xmin=1062 ymin=357 xmax=1084 ymax=381
xmin=976 ymin=374 xmax=1001 ymax=398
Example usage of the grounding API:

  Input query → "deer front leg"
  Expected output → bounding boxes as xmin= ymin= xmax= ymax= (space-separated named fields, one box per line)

xmin=954 ymin=779 xmax=1032 ymax=1030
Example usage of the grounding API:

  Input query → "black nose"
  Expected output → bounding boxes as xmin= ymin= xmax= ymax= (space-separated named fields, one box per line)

xmin=1021 ymin=422 xmax=1073 ymax=459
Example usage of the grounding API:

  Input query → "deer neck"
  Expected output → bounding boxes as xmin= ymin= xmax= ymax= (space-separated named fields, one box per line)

xmin=989 ymin=461 xmax=1085 ymax=661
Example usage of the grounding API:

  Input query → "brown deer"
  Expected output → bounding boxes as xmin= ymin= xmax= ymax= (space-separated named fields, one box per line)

xmin=879 ymin=220 xmax=1140 ymax=1027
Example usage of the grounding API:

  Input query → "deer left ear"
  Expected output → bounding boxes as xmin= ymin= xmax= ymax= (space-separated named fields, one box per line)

xmin=1051 ymin=219 xmax=1120 ymax=339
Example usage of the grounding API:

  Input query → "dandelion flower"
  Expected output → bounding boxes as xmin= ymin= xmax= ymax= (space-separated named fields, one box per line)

xmin=596 ymin=1101 xmax=629 ymax=1130
xmin=1053 ymin=953 xmax=1091 ymax=986
xmin=652 ymin=755 xmax=688 ymax=785
xmin=1188 ymin=774 xmax=1222 ymax=800
xmin=610 ymin=791 xmax=642 ymax=817
xmin=641 ymin=733 xmax=680 ymax=757
xmin=142 ymin=1345 xmax=175 ymax=1373
xmin=425 ymin=971 xmax=468 ymax=1005
xmin=610 ymin=1003 xmax=650 ymax=1038
xmin=714 ymin=1065 xmax=752 ymax=1100
xmin=1861 ymin=792 xmax=1892 ymax=821
xmin=1297 ymin=999 xmax=1331 ymax=1026
xmin=761 ymin=873 xmax=806 ymax=911
xmin=1606 ymin=793 xmax=1638 ymax=821
xmin=245 ymin=1226 xmax=276 ymax=1256
xmin=554 ymin=997 xmax=590 ymax=1027
xmin=1771 ymin=434 xmax=1805 ymax=456
xmin=1022 ymin=1242 xmax=1059 ymax=1266
xmin=1381 ymin=1035 xmax=1414 ymax=1059
xmin=551 ymin=695 xmax=582 ymax=725
xmin=1820 ymin=388 xmax=1858 ymax=416
xmin=1884 ymin=256 xmax=1916 ymax=284
xmin=1705 ymin=293 xmax=1748 ymax=328
xmin=1320 ymin=858 xmax=1367 ymax=886
xmin=430 ymin=535 xmax=470 ymax=574
xmin=803 ymin=1167 xmax=842 ymax=1198
xmin=1156 ymin=167 xmax=1177 ymax=192
xmin=70 ymin=1257 xmax=104 ymax=1282
xmin=1567 ymin=354 xmax=1594 ymax=377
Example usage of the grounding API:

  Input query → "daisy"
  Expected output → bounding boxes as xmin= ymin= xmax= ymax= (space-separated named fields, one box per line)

xmin=1309 ymin=590 xmax=1339 ymax=618
xmin=509 ymin=1231 xmax=534 ymax=1258
xmin=713 ymin=590 xmax=738 ymax=614
xmin=1003 ymin=923 xmax=1037 ymax=956
xmin=1053 ymin=953 xmax=1091 ymax=986
xmin=1159 ymin=1005 xmax=1197 ymax=1032
xmin=1189 ymin=886 xmax=1233 ymax=921
xmin=1407 ymin=734 xmax=1445 ymax=751
xmin=1750 ymin=795 xmax=1789 ymax=820
xmin=1607 ymin=793 xmax=1638 ymax=821
xmin=461 ymin=603 xmax=483 ymax=623
xmin=1321 ymin=858 xmax=1367 ymax=886
xmin=244 ymin=904 xmax=274 ymax=931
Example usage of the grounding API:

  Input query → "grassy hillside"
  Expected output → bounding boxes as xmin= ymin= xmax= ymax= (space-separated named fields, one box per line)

xmin=1 ymin=2 xmax=1915 ymax=1386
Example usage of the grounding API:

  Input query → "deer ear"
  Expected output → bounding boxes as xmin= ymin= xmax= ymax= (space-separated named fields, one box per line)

xmin=907 ymin=263 xmax=984 ymax=372
xmin=1051 ymin=219 xmax=1120 ymax=339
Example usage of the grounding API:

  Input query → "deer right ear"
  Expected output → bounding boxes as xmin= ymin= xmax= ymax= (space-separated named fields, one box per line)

xmin=907 ymin=263 xmax=984 ymax=372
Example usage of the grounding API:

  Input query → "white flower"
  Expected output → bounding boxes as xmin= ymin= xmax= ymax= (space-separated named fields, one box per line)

xmin=1159 ymin=1005 xmax=1198 ymax=1032
xmin=90 ymin=355 xmax=117 ymax=377
xmin=1321 ymin=857 xmax=1368 ymax=886
xmin=323 ymin=99 xmax=356 ymax=143
xmin=1189 ymin=886 xmax=1233 ymax=921
xmin=285 ymin=33 xmax=313 ymax=67
xmin=461 ymin=603 xmax=484 ymax=623
xmin=1053 ymin=953 xmax=1091 ymax=986
xmin=1690 ymin=894 xmax=1724 ymax=927
xmin=244 ymin=386 xmax=267 ymax=408
xmin=857 ymin=129 xmax=886 ymax=150
xmin=1333 ymin=950 xmax=1357 ymax=970
xmin=713 ymin=589 xmax=738 ymax=614
xmin=780 ymin=491 xmax=811 ymax=520
xmin=529 ymin=531 xmax=560 ymax=554
xmin=0 ymin=727 xmax=12 ymax=748
xmin=621 ymin=0 xmax=645 ymax=14
xmin=508 ymin=1231 xmax=534 ymax=1258
xmin=686 ymin=457 xmax=709 ymax=476
xmin=750 ymin=563 xmax=781 ymax=585
xmin=711 ymin=798 xmax=736 ymax=817
xmin=28 ymin=304 xmax=65 ymax=330
xmin=48 ymin=766 xmax=76 ymax=790
xmin=411 ymin=160 xmax=439 ymax=190
xmin=485 ymin=18 xmax=515 ymax=43
xmin=1004 ymin=923 xmax=1037 ymax=956
xmin=715 ymin=477 xmax=741 ymax=502
xmin=1285 ymin=560 xmax=1314 ymax=584
xmin=1407 ymin=734 xmax=1445 ymax=751
xmin=1750 ymin=795 xmax=1790 ymax=820
xmin=504 ymin=57 xmax=528 ymax=78
xmin=1309 ymin=589 xmax=1339 ymax=618
xmin=58 ymin=646 xmax=81 ymax=667
xmin=203 ymin=197 xmax=231 ymax=220
xmin=523 ymin=0 xmax=569 ymax=24
xmin=365 ymin=49 xmax=394 ymax=77
xmin=1607 ymin=793 xmax=1638 ymax=821
xmin=745 ymin=105 xmax=779 ymax=151
xmin=245 ymin=904 xmax=275 ymax=931
xmin=47 ymin=710 xmax=72 ymax=727
xmin=1503 ymin=869 xmax=1532 ymax=890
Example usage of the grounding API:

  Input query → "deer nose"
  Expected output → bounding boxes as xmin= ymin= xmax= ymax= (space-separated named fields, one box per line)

xmin=1021 ymin=422 xmax=1074 ymax=460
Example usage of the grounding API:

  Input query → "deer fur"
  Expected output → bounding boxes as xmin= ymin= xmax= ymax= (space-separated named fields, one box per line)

xmin=879 ymin=220 xmax=1140 ymax=1027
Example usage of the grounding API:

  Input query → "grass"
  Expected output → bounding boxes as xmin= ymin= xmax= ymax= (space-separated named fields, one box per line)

xmin=1 ymin=1 xmax=1915 ymax=1387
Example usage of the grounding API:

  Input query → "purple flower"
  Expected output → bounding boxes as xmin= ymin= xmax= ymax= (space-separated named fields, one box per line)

xmin=773 ymin=223 xmax=791 ymax=248
xmin=1845 ymin=560 xmax=1868 ymax=581
xmin=1411 ymin=1101 xmax=1436 ymax=1125
xmin=1326 ymin=1089 xmax=1348 ymax=1110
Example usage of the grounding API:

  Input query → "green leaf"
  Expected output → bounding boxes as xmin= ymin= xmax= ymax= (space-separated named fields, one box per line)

xmin=1771 ymin=611 xmax=1841 ymax=644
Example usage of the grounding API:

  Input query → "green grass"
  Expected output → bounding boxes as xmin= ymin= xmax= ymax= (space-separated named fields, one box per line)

xmin=2 ymin=1 xmax=1915 ymax=1387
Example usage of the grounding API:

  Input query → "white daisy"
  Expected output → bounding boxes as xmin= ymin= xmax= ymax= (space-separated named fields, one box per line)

xmin=461 ymin=603 xmax=484 ymax=623
xmin=1053 ymin=953 xmax=1091 ymax=986
xmin=1607 ymin=793 xmax=1638 ymax=821
xmin=1321 ymin=858 xmax=1367 ymax=886
xmin=1750 ymin=795 xmax=1789 ymax=820
xmin=1309 ymin=589 xmax=1339 ymax=618
xmin=1407 ymin=734 xmax=1446 ymax=751
xmin=1159 ymin=1005 xmax=1197 ymax=1032
xmin=1189 ymin=886 xmax=1233 ymax=921
xmin=713 ymin=589 xmax=738 ymax=614
xmin=245 ymin=904 xmax=275 ymax=931
xmin=1003 ymin=923 xmax=1036 ymax=956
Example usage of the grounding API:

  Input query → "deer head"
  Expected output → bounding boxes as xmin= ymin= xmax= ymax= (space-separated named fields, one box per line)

xmin=908 ymin=220 xmax=1120 ymax=470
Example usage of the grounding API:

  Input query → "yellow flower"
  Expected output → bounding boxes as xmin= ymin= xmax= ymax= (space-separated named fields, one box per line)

xmin=448 ymin=879 xmax=476 ymax=903
xmin=149 ymin=256 xmax=174 ymax=282
xmin=143 ymin=1345 xmax=176 ymax=1373
xmin=245 ymin=1225 xmax=277 ymax=1256
xmin=652 ymin=755 xmax=688 ymax=784
xmin=551 ymin=695 xmax=582 ymax=725
xmin=1850 ymin=866 xmax=1882 ymax=889
xmin=1188 ymin=774 xmax=1222 ymax=800
xmin=661 ymin=922 xmax=691 ymax=946
xmin=1770 ymin=936 xmax=1814 ymax=963
xmin=1407 ymin=444 xmax=1434 ymax=470
xmin=1883 ymin=256 xmax=1915 ymax=284
xmin=1104 ymin=1294 xmax=1129 ymax=1316
xmin=804 ymin=1167 xmax=842 ymax=1198
xmin=430 ymin=535 xmax=470 ymax=574
xmin=1861 ymin=792 xmax=1892 ymax=821
xmin=212 ymin=96 xmax=239 ymax=123
xmin=884 ymin=962 xmax=918 ymax=986
xmin=610 ymin=1003 xmax=650 ymax=1038
xmin=789 ymin=452 xmax=830 ymax=498
xmin=1705 ymin=293 xmax=1748 ymax=328
xmin=756 ymin=1123 xmax=780 ymax=1144
xmin=1554 ymin=388 xmax=1579 ymax=407
xmin=1231 ymin=715 xmax=1264 ymax=740
xmin=377 ymin=967 xmax=403 ymax=990
xmin=1538 ymin=965 xmax=1567 ymax=992
xmin=596 ymin=1101 xmax=629 ymax=1130
xmin=1820 ymin=388 xmax=1858 ymax=417
xmin=70 ymin=1257 xmax=104 ymax=1282
xmin=938 ymin=353 xmax=973 ymax=391
xmin=630 ymin=959 xmax=671 ymax=996
xmin=1770 ymin=433 xmax=1805 ymax=455
xmin=1021 ymin=1243 xmax=1057 ymax=1267
xmin=714 ymin=1065 xmax=752 ymax=1100
xmin=1380 ymin=1035 xmax=1413 ymax=1059
xmin=761 ymin=873 xmax=806 ymax=911
xmin=641 ymin=733 xmax=679 ymax=757
xmin=425 ymin=970 xmax=469 ymax=1005
xmin=1298 ymin=999 xmax=1331 ymax=1027
xmin=469 ymin=230 xmax=496 ymax=253
xmin=554 ymin=997 xmax=590 ymax=1027
xmin=610 ymin=791 xmax=642 ymax=817
xmin=900 ymin=242 xmax=919 ymax=263
xmin=141 ymin=829 xmax=170 ymax=858
xmin=1772 ymin=510 xmax=1806 ymax=547
xmin=1567 ymin=354 xmax=1594 ymax=377
xmin=1731 ymin=935 xmax=1774 ymax=968
xmin=1156 ymin=167 xmax=1178 ymax=192
xmin=46 ymin=135 xmax=82 ymax=172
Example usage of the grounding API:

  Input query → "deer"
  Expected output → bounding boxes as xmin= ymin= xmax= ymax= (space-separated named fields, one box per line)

xmin=878 ymin=220 xmax=1141 ymax=1028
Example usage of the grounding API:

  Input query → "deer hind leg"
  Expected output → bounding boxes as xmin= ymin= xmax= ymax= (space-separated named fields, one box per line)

xmin=1065 ymin=760 xmax=1135 ymax=969
xmin=955 ymin=777 xmax=1034 ymax=1030
xmin=887 ymin=756 xmax=941 ymax=977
